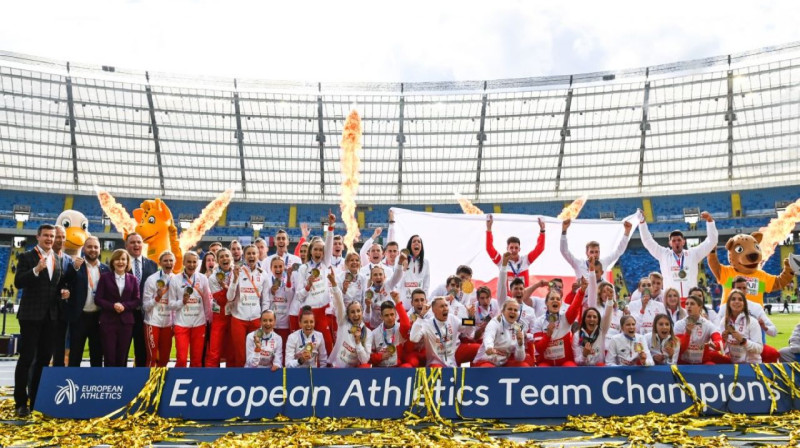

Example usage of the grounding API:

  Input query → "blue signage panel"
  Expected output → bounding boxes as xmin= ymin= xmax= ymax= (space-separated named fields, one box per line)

xmin=35 ymin=367 xmax=150 ymax=418
xmin=35 ymin=365 xmax=800 ymax=420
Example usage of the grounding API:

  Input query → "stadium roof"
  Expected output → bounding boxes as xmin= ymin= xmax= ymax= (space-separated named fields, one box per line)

xmin=1 ymin=42 xmax=799 ymax=204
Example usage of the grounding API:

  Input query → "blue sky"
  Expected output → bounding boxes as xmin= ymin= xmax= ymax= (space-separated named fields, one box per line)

xmin=2 ymin=0 xmax=798 ymax=82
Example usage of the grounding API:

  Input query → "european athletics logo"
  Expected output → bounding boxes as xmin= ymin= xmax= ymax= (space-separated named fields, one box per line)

xmin=55 ymin=379 xmax=79 ymax=405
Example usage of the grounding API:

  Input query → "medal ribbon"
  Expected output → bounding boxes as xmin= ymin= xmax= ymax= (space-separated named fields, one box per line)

xmin=672 ymin=251 xmax=685 ymax=272
xmin=183 ymin=273 xmax=198 ymax=295
xmin=243 ymin=266 xmax=261 ymax=297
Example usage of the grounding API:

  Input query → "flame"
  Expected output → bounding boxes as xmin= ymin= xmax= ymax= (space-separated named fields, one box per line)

xmin=179 ymin=189 xmax=235 ymax=253
xmin=454 ymin=192 xmax=484 ymax=215
xmin=759 ymin=198 xmax=800 ymax=264
xmin=557 ymin=195 xmax=588 ymax=220
xmin=94 ymin=186 xmax=137 ymax=235
xmin=339 ymin=109 xmax=362 ymax=253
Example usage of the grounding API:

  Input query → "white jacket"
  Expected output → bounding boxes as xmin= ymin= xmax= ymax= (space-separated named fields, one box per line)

xmin=720 ymin=312 xmax=763 ymax=364
xmin=637 ymin=216 xmax=717 ymax=297
xmin=409 ymin=313 xmax=474 ymax=367
xmin=227 ymin=265 xmax=268 ymax=321
xmin=644 ymin=332 xmax=680 ymax=365
xmin=142 ymin=271 xmax=174 ymax=327
xmin=245 ymin=329 xmax=283 ymax=368
xmin=473 ymin=316 xmax=527 ymax=366
xmin=168 ymin=272 xmax=212 ymax=328
xmin=330 ymin=287 xmax=372 ymax=368
xmin=605 ymin=333 xmax=654 ymax=366
xmin=261 ymin=273 xmax=295 ymax=330
xmin=285 ymin=329 xmax=328 ymax=368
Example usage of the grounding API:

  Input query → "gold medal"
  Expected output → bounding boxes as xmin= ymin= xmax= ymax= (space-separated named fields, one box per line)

xmin=678 ymin=269 xmax=687 ymax=279
xmin=462 ymin=280 xmax=474 ymax=294
xmin=411 ymin=314 xmax=418 ymax=322
xmin=634 ymin=342 xmax=644 ymax=353
xmin=216 ymin=272 xmax=225 ymax=282
xmin=547 ymin=313 xmax=558 ymax=323
xmin=345 ymin=272 xmax=355 ymax=282
xmin=365 ymin=290 xmax=374 ymax=301
xmin=291 ymin=263 xmax=301 ymax=271
xmin=304 ymin=342 xmax=313 ymax=353
xmin=184 ymin=286 xmax=194 ymax=296
xmin=274 ymin=278 xmax=282 ymax=288
xmin=311 ymin=268 xmax=320 ymax=278
xmin=386 ymin=345 xmax=396 ymax=354
xmin=401 ymin=248 xmax=410 ymax=257
xmin=350 ymin=325 xmax=360 ymax=335
xmin=156 ymin=279 xmax=165 ymax=289
xmin=512 ymin=323 xmax=522 ymax=333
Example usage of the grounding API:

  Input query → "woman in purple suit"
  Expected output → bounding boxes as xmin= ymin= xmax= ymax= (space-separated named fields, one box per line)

xmin=95 ymin=249 xmax=141 ymax=367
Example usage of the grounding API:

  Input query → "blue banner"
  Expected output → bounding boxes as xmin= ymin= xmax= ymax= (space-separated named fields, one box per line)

xmin=35 ymin=368 xmax=150 ymax=418
xmin=35 ymin=365 xmax=800 ymax=420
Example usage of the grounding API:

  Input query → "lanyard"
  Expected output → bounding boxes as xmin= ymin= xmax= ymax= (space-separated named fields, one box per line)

xmin=243 ymin=266 xmax=261 ymax=297
xmin=87 ymin=264 xmax=98 ymax=293
xmin=300 ymin=332 xmax=316 ymax=347
xmin=508 ymin=260 xmax=522 ymax=277
xmin=158 ymin=270 xmax=172 ymax=287
xmin=432 ymin=319 xmax=448 ymax=345
xmin=183 ymin=273 xmax=197 ymax=295
xmin=672 ymin=251 xmax=685 ymax=271
xmin=477 ymin=304 xmax=491 ymax=321
xmin=383 ymin=326 xmax=395 ymax=346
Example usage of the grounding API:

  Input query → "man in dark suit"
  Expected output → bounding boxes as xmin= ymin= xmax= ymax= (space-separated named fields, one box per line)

xmin=14 ymin=224 xmax=68 ymax=418
xmin=63 ymin=236 xmax=109 ymax=367
xmin=51 ymin=225 xmax=73 ymax=367
xmin=125 ymin=233 xmax=158 ymax=367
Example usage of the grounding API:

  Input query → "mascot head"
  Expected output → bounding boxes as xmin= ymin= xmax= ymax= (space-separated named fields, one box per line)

xmin=725 ymin=232 xmax=764 ymax=275
xmin=56 ymin=210 xmax=90 ymax=256
xmin=133 ymin=199 xmax=174 ymax=246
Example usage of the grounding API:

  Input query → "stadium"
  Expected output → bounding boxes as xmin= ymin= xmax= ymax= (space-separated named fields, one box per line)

xmin=1 ymin=33 xmax=800 ymax=446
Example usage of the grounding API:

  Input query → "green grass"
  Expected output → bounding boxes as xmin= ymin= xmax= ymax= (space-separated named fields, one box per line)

xmin=765 ymin=313 xmax=799 ymax=351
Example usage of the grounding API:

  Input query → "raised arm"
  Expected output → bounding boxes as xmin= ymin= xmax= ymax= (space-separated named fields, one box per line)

xmin=496 ymin=254 xmax=510 ymax=307
xmin=636 ymin=209 xmax=664 ymax=258
xmin=328 ymin=269 xmax=345 ymax=323
xmin=602 ymin=220 xmax=633 ymax=269
xmin=691 ymin=212 xmax=718 ymax=259
xmin=485 ymin=214 xmax=502 ymax=264
xmin=706 ymin=249 xmax=722 ymax=282
xmin=386 ymin=255 xmax=406 ymax=291
xmin=323 ymin=212 xmax=334 ymax=267
xmin=409 ymin=317 xmax=426 ymax=343
xmin=386 ymin=209 xmax=396 ymax=244
xmin=566 ymin=280 xmax=586 ymax=324
xmin=525 ymin=218 xmax=547 ymax=264
xmin=559 ymin=219 xmax=583 ymax=272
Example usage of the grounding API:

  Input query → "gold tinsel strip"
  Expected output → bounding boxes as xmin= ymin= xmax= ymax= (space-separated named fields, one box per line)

xmin=768 ymin=363 xmax=800 ymax=400
xmin=751 ymin=363 xmax=780 ymax=414
xmin=670 ymin=364 xmax=707 ymax=416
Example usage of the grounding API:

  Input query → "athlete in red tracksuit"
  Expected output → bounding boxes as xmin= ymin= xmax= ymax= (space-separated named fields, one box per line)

xmin=485 ymin=214 xmax=546 ymax=291
xmin=205 ymin=248 xmax=234 ymax=367
xmin=227 ymin=245 xmax=268 ymax=368
xmin=532 ymin=277 xmax=585 ymax=366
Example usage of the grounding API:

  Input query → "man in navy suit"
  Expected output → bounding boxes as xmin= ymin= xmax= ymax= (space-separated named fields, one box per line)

xmin=125 ymin=233 xmax=158 ymax=367
xmin=63 ymin=236 xmax=109 ymax=367
xmin=51 ymin=225 xmax=73 ymax=367
xmin=13 ymin=224 xmax=68 ymax=418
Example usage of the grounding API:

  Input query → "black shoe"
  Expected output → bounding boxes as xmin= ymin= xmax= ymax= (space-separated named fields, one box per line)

xmin=14 ymin=406 xmax=30 ymax=418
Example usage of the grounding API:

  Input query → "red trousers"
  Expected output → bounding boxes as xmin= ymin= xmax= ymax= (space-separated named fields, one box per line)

xmin=289 ymin=316 xmax=299 ymax=332
xmin=402 ymin=342 xmax=426 ymax=368
xmin=274 ymin=328 xmax=290 ymax=365
xmin=144 ymin=324 xmax=172 ymax=367
xmin=327 ymin=314 xmax=338 ymax=345
xmin=455 ymin=343 xmax=480 ymax=365
xmin=205 ymin=314 xmax=232 ymax=367
xmin=473 ymin=359 xmax=531 ymax=367
xmin=174 ymin=325 xmax=206 ymax=368
xmin=229 ymin=317 xmax=260 ymax=368
xmin=679 ymin=348 xmax=732 ymax=365
xmin=537 ymin=359 xmax=577 ymax=367
xmin=762 ymin=344 xmax=780 ymax=363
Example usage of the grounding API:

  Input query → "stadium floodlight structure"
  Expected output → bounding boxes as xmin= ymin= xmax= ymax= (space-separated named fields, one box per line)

xmin=12 ymin=205 xmax=30 ymax=222
xmin=0 ymin=42 xmax=800 ymax=206
xmin=250 ymin=215 xmax=264 ymax=232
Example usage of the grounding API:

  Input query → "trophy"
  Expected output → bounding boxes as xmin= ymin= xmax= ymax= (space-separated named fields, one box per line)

xmin=462 ymin=280 xmax=474 ymax=294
